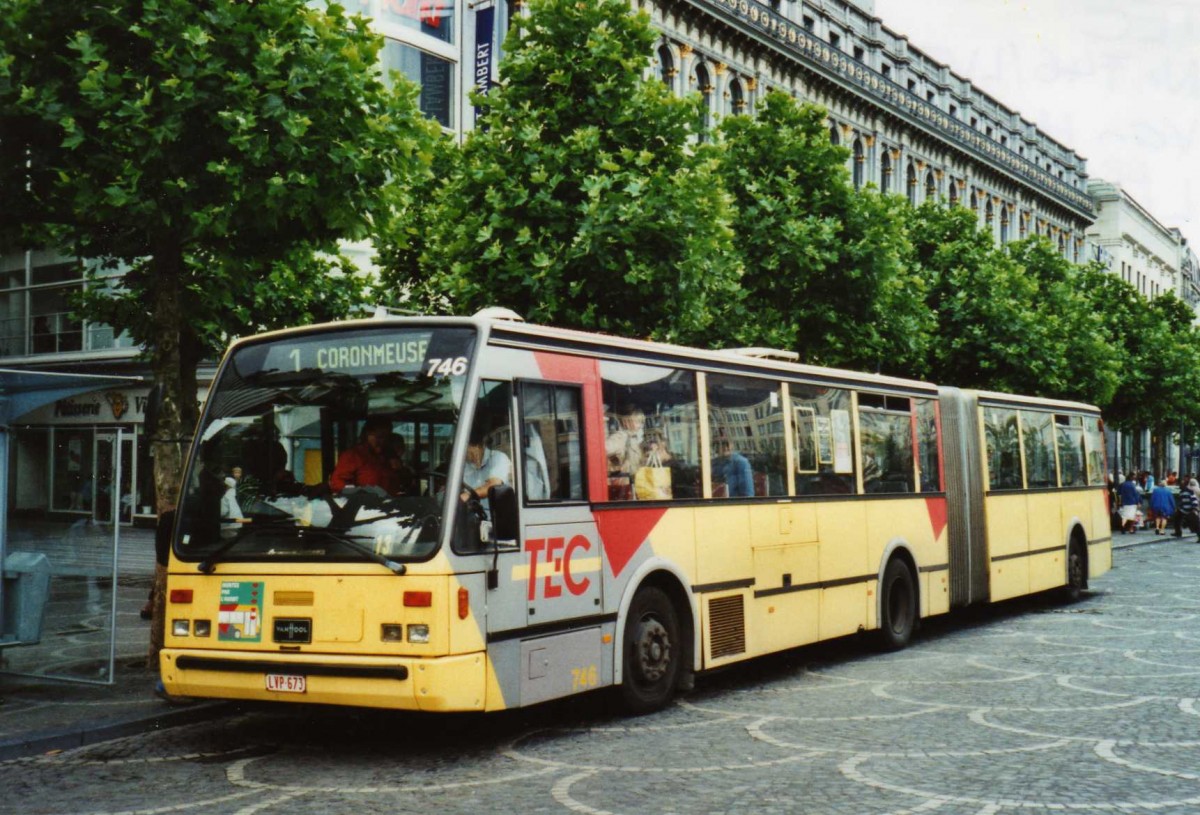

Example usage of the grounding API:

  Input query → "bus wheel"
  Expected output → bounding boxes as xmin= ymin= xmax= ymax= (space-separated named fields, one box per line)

xmin=1064 ymin=540 xmax=1087 ymax=602
xmin=879 ymin=558 xmax=916 ymax=651
xmin=619 ymin=586 xmax=681 ymax=715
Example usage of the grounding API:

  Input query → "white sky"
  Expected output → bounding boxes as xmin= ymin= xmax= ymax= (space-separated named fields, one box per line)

xmin=874 ymin=0 xmax=1200 ymax=238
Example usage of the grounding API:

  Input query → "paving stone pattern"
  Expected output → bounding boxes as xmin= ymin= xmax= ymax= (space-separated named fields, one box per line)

xmin=4 ymin=541 xmax=1200 ymax=815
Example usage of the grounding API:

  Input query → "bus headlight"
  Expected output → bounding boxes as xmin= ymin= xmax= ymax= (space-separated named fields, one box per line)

xmin=193 ymin=619 xmax=212 ymax=637
xmin=407 ymin=624 xmax=430 ymax=644
xmin=381 ymin=624 xmax=404 ymax=642
xmin=172 ymin=619 xmax=190 ymax=637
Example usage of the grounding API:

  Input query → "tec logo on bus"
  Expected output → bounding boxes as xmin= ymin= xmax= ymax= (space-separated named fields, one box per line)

xmin=525 ymin=535 xmax=593 ymax=600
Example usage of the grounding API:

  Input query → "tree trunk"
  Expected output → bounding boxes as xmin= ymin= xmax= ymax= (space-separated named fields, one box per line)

xmin=148 ymin=242 xmax=199 ymax=668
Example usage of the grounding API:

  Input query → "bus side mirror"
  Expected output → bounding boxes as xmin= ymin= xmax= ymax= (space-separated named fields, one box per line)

xmin=488 ymin=484 xmax=518 ymax=543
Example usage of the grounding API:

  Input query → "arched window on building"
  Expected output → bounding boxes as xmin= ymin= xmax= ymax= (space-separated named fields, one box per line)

xmin=852 ymin=138 xmax=864 ymax=190
xmin=969 ymin=190 xmax=978 ymax=212
xmin=999 ymin=205 xmax=1010 ymax=243
xmin=905 ymin=163 xmax=917 ymax=205
xmin=658 ymin=45 xmax=675 ymax=92
xmin=1019 ymin=212 xmax=1027 ymax=239
xmin=829 ymin=122 xmax=840 ymax=146
xmin=925 ymin=170 xmax=936 ymax=201
xmin=985 ymin=198 xmax=994 ymax=227
xmin=880 ymin=150 xmax=892 ymax=194
xmin=694 ymin=63 xmax=712 ymax=137
xmin=728 ymin=78 xmax=745 ymax=115
xmin=948 ymin=180 xmax=958 ymax=206
xmin=1058 ymin=234 xmax=1066 ymax=255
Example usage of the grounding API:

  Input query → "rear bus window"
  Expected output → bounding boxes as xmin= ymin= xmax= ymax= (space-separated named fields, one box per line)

xmin=1056 ymin=414 xmax=1086 ymax=487
xmin=1021 ymin=410 xmax=1057 ymax=488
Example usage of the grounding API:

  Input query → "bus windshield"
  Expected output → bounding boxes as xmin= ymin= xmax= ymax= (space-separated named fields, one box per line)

xmin=176 ymin=325 xmax=476 ymax=566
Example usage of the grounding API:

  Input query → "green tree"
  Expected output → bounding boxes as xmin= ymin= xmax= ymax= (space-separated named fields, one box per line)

xmin=1003 ymin=237 xmax=1119 ymax=405
xmin=384 ymin=0 xmax=739 ymax=343
xmin=905 ymin=203 xmax=1108 ymax=399
xmin=1076 ymin=263 xmax=1200 ymax=471
xmin=1 ymin=0 xmax=435 ymax=510
xmin=715 ymin=92 xmax=931 ymax=374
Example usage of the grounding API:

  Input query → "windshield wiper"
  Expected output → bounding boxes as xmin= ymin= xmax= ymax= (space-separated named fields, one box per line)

xmin=197 ymin=519 xmax=297 ymax=574
xmin=301 ymin=528 xmax=407 ymax=575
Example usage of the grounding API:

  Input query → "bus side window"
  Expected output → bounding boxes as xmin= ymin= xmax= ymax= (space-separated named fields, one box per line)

xmin=859 ymin=393 xmax=915 ymax=494
xmin=518 ymin=383 xmax=584 ymax=503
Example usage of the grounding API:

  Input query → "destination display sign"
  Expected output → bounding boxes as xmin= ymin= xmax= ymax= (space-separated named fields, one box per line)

xmin=234 ymin=328 xmax=477 ymax=379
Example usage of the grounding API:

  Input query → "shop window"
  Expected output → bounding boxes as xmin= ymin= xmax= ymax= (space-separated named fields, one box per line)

xmin=519 ymin=382 xmax=584 ymax=503
xmin=1056 ymin=414 xmax=1087 ymax=487
xmin=381 ymin=39 xmax=454 ymax=128
xmin=52 ymin=428 xmax=95 ymax=512
xmin=1021 ymin=410 xmax=1056 ymax=488
xmin=601 ymin=362 xmax=700 ymax=501
xmin=707 ymin=374 xmax=786 ymax=498
xmin=859 ymin=393 xmax=914 ymax=494
xmin=792 ymin=384 xmax=856 ymax=495
xmin=983 ymin=406 xmax=1021 ymax=490
xmin=378 ymin=0 xmax=454 ymax=44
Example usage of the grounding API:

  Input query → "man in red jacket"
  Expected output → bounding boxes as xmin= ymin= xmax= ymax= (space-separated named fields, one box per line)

xmin=329 ymin=416 xmax=406 ymax=495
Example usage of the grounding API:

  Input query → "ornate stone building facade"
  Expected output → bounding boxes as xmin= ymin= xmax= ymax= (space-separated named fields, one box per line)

xmin=642 ymin=0 xmax=1094 ymax=256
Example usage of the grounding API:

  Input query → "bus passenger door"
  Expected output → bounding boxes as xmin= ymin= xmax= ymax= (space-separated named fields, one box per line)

xmin=516 ymin=381 xmax=602 ymax=629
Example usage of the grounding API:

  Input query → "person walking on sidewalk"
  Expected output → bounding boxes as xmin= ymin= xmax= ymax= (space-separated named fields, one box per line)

xmin=1117 ymin=473 xmax=1142 ymax=534
xmin=1150 ymin=480 xmax=1175 ymax=535
xmin=1176 ymin=480 xmax=1199 ymax=539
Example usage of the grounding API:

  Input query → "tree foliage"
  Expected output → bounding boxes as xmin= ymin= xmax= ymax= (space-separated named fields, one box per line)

xmin=382 ymin=0 xmax=739 ymax=343
xmin=903 ymin=203 xmax=1114 ymax=403
xmin=715 ymin=92 xmax=930 ymax=373
xmin=1 ymin=0 xmax=435 ymax=507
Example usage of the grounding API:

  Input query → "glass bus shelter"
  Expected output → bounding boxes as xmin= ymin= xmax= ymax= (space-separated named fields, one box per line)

xmin=0 ymin=369 xmax=144 ymax=685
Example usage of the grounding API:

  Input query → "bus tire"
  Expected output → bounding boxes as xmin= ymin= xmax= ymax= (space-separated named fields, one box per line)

xmin=1063 ymin=538 xmax=1087 ymax=602
xmin=879 ymin=558 xmax=916 ymax=651
xmin=619 ymin=586 xmax=681 ymax=715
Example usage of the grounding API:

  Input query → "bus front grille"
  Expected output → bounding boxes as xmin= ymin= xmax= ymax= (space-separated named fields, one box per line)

xmin=708 ymin=595 xmax=746 ymax=659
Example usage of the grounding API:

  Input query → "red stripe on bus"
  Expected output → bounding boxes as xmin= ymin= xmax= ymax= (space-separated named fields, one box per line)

xmin=532 ymin=351 xmax=608 ymax=503
xmin=594 ymin=507 xmax=667 ymax=578
xmin=925 ymin=496 xmax=948 ymax=541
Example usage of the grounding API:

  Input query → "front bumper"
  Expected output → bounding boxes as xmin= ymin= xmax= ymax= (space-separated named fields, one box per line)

xmin=160 ymin=648 xmax=487 ymax=711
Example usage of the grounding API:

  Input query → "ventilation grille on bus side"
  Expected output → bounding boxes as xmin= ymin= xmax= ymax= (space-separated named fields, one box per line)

xmin=708 ymin=595 xmax=746 ymax=659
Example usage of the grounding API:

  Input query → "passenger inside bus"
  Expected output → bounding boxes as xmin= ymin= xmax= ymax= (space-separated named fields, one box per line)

xmin=329 ymin=416 xmax=407 ymax=496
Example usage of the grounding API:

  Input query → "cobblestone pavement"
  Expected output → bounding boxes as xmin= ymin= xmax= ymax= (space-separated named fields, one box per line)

xmin=4 ymin=541 xmax=1199 ymax=815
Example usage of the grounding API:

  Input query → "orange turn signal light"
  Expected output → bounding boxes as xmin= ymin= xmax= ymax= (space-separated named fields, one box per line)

xmin=458 ymin=587 xmax=469 ymax=620
xmin=403 ymin=591 xmax=432 ymax=608
xmin=169 ymin=589 xmax=193 ymax=604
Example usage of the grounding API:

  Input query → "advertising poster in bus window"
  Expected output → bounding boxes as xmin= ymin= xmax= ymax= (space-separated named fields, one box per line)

xmin=816 ymin=416 xmax=834 ymax=464
xmin=794 ymin=406 xmax=817 ymax=473
xmin=832 ymin=409 xmax=853 ymax=473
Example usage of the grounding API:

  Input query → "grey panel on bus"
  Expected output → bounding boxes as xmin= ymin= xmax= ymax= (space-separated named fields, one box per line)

xmin=938 ymin=387 xmax=989 ymax=607
xmin=519 ymin=627 xmax=604 ymax=706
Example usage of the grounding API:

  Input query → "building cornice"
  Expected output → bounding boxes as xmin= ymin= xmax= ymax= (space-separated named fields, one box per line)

xmin=684 ymin=0 xmax=1094 ymax=220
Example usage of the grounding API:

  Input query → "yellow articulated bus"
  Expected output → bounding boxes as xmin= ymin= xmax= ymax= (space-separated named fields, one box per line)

xmin=160 ymin=309 xmax=1111 ymax=713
